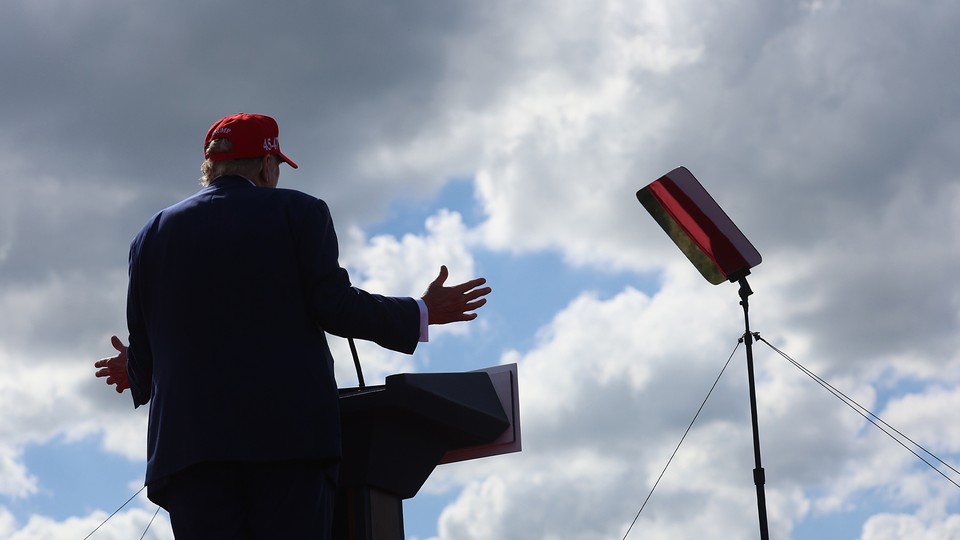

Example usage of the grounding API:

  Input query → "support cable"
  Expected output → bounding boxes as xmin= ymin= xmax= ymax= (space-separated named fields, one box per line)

xmin=755 ymin=334 xmax=960 ymax=490
xmin=82 ymin=486 xmax=146 ymax=540
xmin=622 ymin=340 xmax=741 ymax=540
xmin=139 ymin=505 xmax=162 ymax=540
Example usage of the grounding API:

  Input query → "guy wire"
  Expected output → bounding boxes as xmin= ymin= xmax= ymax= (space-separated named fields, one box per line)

xmin=755 ymin=334 xmax=960 ymax=490
xmin=139 ymin=506 xmax=162 ymax=540
xmin=82 ymin=485 xmax=146 ymax=539
xmin=622 ymin=340 xmax=741 ymax=540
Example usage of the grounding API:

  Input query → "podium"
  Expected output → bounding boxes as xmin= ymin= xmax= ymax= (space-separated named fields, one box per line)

xmin=334 ymin=366 xmax=521 ymax=539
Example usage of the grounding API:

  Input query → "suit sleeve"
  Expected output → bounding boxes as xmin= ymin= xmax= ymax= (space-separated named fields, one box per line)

xmin=297 ymin=198 xmax=420 ymax=354
xmin=126 ymin=231 xmax=153 ymax=407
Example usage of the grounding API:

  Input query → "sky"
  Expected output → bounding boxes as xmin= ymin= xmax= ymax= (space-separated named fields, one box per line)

xmin=1 ymin=0 xmax=959 ymax=538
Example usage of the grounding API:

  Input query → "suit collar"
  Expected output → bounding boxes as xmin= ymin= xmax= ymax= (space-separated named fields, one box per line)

xmin=209 ymin=175 xmax=258 ymax=189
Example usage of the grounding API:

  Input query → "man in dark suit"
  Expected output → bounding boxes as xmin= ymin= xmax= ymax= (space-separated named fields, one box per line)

xmin=95 ymin=112 xmax=491 ymax=539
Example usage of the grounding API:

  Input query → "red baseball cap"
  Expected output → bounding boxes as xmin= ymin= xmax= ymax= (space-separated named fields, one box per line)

xmin=204 ymin=113 xmax=298 ymax=168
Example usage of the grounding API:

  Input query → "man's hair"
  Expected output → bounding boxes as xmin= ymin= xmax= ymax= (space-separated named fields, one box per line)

xmin=199 ymin=139 xmax=264 ymax=186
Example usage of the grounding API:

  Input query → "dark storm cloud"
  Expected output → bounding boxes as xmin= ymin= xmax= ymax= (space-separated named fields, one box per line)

xmin=0 ymin=1 xmax=479 ymax=183
xmin=0 ymin=0 xmax=491 ymax=354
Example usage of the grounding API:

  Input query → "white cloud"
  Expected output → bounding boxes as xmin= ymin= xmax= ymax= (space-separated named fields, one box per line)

xmin=342 ymin=209 xmax=478 ymax=299
xmin=0 ymin=346 xmax=100 ymax=446
xmin=882 ymin=388 xmax=960 ymax=456
xmin=0 ymin=506 xmax=172 ymax=540
xmin=861 ymin=513 xmax=960 ymax=540
xmin=0 ymin=447 xmax=36 ymax=500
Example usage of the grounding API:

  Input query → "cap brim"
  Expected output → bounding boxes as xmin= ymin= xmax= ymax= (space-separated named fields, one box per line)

xmin=278 ymin=151 xmax=298 ymax=169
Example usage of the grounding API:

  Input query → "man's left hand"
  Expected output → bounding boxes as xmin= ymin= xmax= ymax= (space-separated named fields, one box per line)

xmin=95 ymin=335 xmax=130 ymax=394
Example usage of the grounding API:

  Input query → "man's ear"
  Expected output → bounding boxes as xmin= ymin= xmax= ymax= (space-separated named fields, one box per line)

xmin=251 ymin=155 xmax=271 ymax=186
xmin=257 ymin=155 xmax=281 ymax=188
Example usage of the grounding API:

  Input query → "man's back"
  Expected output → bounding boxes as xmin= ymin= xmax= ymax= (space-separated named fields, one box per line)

xmin=126 ymin=176 xmax=418 ymax=485
xmin=94 ymin=113 xmax=490 ymax=539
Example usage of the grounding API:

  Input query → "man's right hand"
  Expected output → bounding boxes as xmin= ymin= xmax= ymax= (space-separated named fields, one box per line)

xmin=421 ymin=265 xmax=492 ymax=325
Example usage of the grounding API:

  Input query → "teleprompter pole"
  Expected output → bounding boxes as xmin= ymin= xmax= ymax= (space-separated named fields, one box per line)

xmin=738 ymin=277 xmax=770 ymax=540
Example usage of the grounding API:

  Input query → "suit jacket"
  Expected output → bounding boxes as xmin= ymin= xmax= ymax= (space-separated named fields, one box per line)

xmin=126 ymin=175 xmax=419 ymax=487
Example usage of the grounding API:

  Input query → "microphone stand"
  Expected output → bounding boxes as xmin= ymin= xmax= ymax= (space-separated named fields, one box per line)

xmin=738 ymin=276 xmax=769 ymax=540
xmin=348 ymin=337 xmax=365 ymax=388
